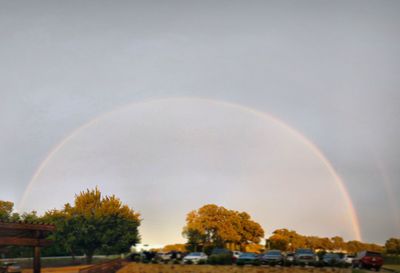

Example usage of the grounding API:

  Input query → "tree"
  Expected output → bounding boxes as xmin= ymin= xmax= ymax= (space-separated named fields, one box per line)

xmin=182 ymin=204 xmax=264 ymax=251
xmin=331 ymin=236 xmax=345 ymax=250
xmin=268 ymin=235 xmax=289 ymax=251
xmin=163 ymin=244 xmax=187 ymax=252
xmin=385 ymin=238 xmax=400 ymax=254
xmin=236 ymin=212 xmax=264 ymax=249
xmin=268 ymin=229 xmax=305 ymax=251
xmin=0 ymin=200 xmax=14 ymax=220
xmin=44 ymin=188 xmax=141 ymax=263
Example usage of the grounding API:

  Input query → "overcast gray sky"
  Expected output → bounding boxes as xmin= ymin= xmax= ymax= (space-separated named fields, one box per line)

xmin=0 ymin=0 xmax=399 ymax=245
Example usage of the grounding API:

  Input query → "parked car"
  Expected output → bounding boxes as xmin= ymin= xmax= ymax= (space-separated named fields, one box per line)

xmin=0 ymin=262 xmax=21 ymax=273
xmin=285 ymin=252 xmax=294 ymax=262
xmin=156 ymin=252 xmax=172 ymax=261
xmin=352 ymin=251 xmax=383 ymax=271
xmin=322 ymin=253 xmax=341 ymax=265
xmin=294 ymin=248 xmax=316 ymax=264
xmin=342 ymin=254 xmax=355 ymax=265
xmin=183 ymin=252 xmax=208 ymax=264
xmin=208 ymin=248 xmax=234 ymax=264
xmin=236 ymin=252 xmax=258 ymax=264
xmin=232 ymin=251 xmax=242 ymax=260
xmin=259 ymin=250 xmax=284 ymax=264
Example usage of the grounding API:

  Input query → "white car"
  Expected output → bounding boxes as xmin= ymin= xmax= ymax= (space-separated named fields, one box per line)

xmin=157 ymin=252 xmax=172 ymax=261
xmin=343 ymin=254 xmax=355 ymax=265
xmin=183 ymin=252 xmax=208 ymax=264
xmin=233 ymin=251 xmax=242 ymax=259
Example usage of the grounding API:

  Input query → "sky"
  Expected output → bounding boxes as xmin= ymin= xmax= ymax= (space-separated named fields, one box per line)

xmin=0 ymin=0 xmax=399 ymax=245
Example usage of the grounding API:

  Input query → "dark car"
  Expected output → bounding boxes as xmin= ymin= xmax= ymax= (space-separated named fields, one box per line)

xmin=259 ymin=250 xmax=284 ymax=264
xmin=236 ymin=252 xmax=258 ymax=265
xmin=208 ymin=248 xmax=234 ymax=264
xmin=352 ymin=251 xmax=383 ymax=271
xmin=294 ymin=248 xmax=316 ymax=264
xmin=323 ymin=253 xmax=341 ymax=265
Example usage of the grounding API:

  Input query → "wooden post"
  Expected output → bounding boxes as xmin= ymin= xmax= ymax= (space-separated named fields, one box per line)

xmin=34 ymin=246 xmax=41 ymax=273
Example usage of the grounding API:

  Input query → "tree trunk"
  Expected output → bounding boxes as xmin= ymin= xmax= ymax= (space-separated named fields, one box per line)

xmin=86 ymin=251 xmax=94 ymax=264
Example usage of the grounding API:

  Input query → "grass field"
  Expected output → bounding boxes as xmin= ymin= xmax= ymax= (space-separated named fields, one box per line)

xmin=383 ymin=265 xmax=400 ymax=272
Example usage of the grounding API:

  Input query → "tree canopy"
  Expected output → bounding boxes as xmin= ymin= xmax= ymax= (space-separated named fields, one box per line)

xmin=268 ymin=228 xmax=383 ymax=253
xmin=385 ymin=238 xmax=400 ymax=254
xmin=42 ymin=188 xmax=141 ymax=263
xmin=183 ymin=204 xmax=264 ymax=251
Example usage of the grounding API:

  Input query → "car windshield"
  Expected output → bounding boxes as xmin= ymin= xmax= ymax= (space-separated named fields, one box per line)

xmin=189 ymin=252 xmax=202 ymax=256
xmin=267 ymin=251 xmax=281 ymax=255
xmin=296 ymin=249 xmax=313 ymax=254
xmin=240 ymin=253 xmax=256 ymax=258
xmin=366 ymin=252 xmax=381 ymax=257
xmin=325 ymin=254 xmax=339 ymax=258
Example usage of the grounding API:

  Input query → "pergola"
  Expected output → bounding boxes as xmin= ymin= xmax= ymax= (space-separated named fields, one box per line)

xmin=0 ymin=221 xmax=55 ymax=273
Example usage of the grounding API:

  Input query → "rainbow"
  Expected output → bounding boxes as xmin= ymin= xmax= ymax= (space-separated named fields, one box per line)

xmin=18 ymin=97 xmax=362 ymax=241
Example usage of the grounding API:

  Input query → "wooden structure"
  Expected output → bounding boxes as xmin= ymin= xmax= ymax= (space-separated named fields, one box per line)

xmin=79 ymin=258 xmax=126 ymax=273
xmin=0 ymin=221 xmax=55 ymax=273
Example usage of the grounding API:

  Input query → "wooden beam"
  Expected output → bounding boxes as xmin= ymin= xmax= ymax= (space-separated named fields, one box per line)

xmin=34 ymin=246 xmax=41 ymax=273
xmin=0 ymin=222 xmax=55 ymax=232
xmin=0 ymin=237 xmax=52 ymax=247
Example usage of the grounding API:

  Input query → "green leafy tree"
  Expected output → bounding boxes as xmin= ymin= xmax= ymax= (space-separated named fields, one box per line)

xmin=0 ymin=201 xmax=14 ymax=220
xmin=44 ymin=188 xmax=141 ymax=263
xmin=385 ymin=238 xmax=400 ymax=254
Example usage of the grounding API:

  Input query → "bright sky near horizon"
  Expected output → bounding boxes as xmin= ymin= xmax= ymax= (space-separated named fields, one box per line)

xmin=0 ymin=0 xmax=399 ymax=245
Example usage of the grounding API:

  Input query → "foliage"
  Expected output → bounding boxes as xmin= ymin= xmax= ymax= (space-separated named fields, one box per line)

xmin=0 ymin=201 xmax=14 ymax=220
xmin=268 ymin=228 xmax=383 ymax=253
xmin=182 ymin=204 xmax=264 ymax=251
xmin=245 ymin=243 xmax=264 ymax=253
xmin=385 ymin=238 xmax=400 ymax=255
xmin=43 ymin=188 xmax=141 ymax=263
xmin=162 ymin=244 xmax=187 ymax=252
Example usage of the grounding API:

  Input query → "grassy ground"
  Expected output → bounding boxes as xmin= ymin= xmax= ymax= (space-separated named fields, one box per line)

xmin=383 ymin=265 xmax=400 ymax=272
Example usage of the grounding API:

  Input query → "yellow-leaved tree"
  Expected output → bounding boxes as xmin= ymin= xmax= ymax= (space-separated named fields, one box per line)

xmin=182 ymin=204 xmax=264 ymax=252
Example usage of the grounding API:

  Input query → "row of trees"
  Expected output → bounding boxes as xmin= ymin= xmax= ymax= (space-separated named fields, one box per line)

xmin=2 ymin=188 xmax=399 ymax=261
xmin=0 ymin=200 xmax=39 ymax=222
xmin=267 ymin=228 xmax=384 ymax=253
xmin=180 ymin=205 xmax=395 ymax=254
